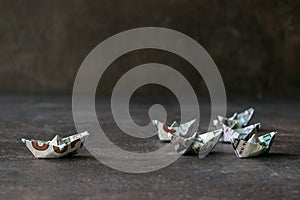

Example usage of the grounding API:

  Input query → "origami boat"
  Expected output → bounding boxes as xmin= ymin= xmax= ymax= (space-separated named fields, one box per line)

xmin=152 ymin=119 xmax=196 ymax=141
xmin=171 ymin=129 xmax=223 ymax=158
xmin=21 ymin=131 xmax=89 ymax=158
xmin=230 ymin=131 xmax=277 ymax=158
xmin=213 ymin=108 xmax=255 ymax=129
xmin=222 ymin=123 xmax=261 ymax=143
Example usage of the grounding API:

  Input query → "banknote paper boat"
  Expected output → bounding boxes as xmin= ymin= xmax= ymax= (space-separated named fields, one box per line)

xmin=214 ymin=108 xmax=255 ymax=142
xmin=170 ymin=129 xmax=223 ymax=158
xmin=230 ymin=131 xmax=277 ymax=158
xmin=152 ymin=119 xmax=196 ymax=141
xmin=21 ymin=131 xmax=89 ymax=158
xmin=213 ymin=108 xmax=255 ymax=129
xmin=222 ymin=123 xmax=261 ymax=143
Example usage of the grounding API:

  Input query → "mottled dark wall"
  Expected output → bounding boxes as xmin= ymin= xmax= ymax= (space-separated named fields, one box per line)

xmin=0 ymin=0 xmax=299 ymax=96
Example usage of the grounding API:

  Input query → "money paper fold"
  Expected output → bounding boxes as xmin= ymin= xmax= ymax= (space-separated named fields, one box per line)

xmin=213 ymin=108 xmax=255 ymax=142
xmin=22 ymin=131 xmax=89 ymax=158
xmin=152 ymin=119 xmax=222 ymax=158
xmin=231 ymin=131 xmax=277 ymax=158
xmin=170 ymin=129 xmax=223 ymax=158
xmin=213 ymin=108 xmax=255 ymax=129
xmin=152 ymin=119 xmax=196 ymax=141
xmin=222 ymin=123 xmax=261 ymax=143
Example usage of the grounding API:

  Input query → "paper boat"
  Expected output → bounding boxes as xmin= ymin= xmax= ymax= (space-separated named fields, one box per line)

xmin=21 ymin=131 xmax=89 ymax=158
xmin=222 ymin=123 xmax=261 ymax=143
xmin=171 ymin=129 xmax=223 ymax=158
xmin=152 ymin=119 xmax=196 ymax=141
xmin=230 ymin=131 xmax=277 ymax=158
xmin=213 ymin=108 xmax=255 ymax=129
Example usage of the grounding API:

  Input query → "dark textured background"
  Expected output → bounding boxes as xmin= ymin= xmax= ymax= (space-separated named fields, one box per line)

xmin=0 ymin=0 xmax=299 ymax=97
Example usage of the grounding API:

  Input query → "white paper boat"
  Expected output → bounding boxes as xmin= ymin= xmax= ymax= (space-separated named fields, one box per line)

xmin=230 ymin=131 xmax=277 ymax=158
xmin=171 ymin=129 xmax=223 ymax=158
xmin=21 ymin=131 xmax=89 ymax=158
xmin=152 ymin=119 xmax=196 ymax=141
xmin=213 ymin=108 xmax=255 ymax=129
xmin=222 ymin=123 xmax=261 ymax=143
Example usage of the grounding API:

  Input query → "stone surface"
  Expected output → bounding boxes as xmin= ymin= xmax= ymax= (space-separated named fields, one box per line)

xmin=0 ymin=95 xmax=299 ymax=199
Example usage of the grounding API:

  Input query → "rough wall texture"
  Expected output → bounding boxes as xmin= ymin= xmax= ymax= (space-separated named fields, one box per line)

xmin=0 ymin=0 xmax=299 ymax=96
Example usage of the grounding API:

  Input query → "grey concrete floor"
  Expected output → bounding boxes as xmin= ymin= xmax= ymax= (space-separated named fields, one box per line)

xmin=0 ymin=95 xmax=299 ymax=199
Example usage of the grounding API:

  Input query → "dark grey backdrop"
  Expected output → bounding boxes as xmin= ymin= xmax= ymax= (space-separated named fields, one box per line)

xmin=0 ymin=0 xmax=299 ymax=97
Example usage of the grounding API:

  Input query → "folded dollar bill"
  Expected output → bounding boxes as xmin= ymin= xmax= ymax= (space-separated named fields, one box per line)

xmin=222 ymin=123 xmax=261 ymax=143
xmin=214 ymin=108 xmax=255 ymax=142
xmin=170 ymin=129 xmax=223 ymax=158
xmin=152 ymin=119 xmax=196 ymax=141
xmin=213 ymin=107 xmax=255 ymax=129
xmin=230 ymin=131 xmax=277 ymax=158
xmin=21 ymin=131 xmax=89 ymax=158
